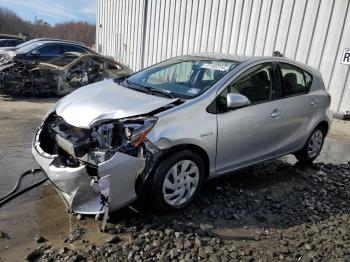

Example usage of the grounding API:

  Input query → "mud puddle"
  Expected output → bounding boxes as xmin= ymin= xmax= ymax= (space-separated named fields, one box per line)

xmin=0 ymin=184 xmax=109 ymax=261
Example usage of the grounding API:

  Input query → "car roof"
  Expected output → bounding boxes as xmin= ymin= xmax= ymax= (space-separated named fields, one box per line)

xmin=0 ymin=38 xmax=21 ymax=41
xmin=181 ymin=52 xmax=320 ymax=76
xmin=22 ymin=38 xmax=86 ymax=46
xmin=178 ymin=52 xmax=250 ymax=63
xmin=32 ymin=39 xmax=86 ymax=46
xmin=0 ymin=35 xmax=24 ymax=40
xmin=13 ymin=39 xmax=97 ymax=55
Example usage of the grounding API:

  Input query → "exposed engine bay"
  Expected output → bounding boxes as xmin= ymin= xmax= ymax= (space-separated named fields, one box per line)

xmin=31 ymin=76 xmax=183 ymax=220
xmin=39 ymin=113 xmax=158 ymax=166
xmin=32 ymin=112 xmax=161 ymax=216
xmin=0 ymin=52 xmax=132 ymax=96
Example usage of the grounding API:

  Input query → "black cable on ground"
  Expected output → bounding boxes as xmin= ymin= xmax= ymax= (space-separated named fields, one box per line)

xmin=0 ymin=169 xmax=41 ymax=201
xmin=0 ymin=169 xmax=48 ymax=207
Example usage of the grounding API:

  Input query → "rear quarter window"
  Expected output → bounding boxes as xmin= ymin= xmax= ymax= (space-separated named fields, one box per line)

xmin=279 ymin=63 xmax=313 ymax=96
xmin=63 ymin=45 xmax=87 ymax=53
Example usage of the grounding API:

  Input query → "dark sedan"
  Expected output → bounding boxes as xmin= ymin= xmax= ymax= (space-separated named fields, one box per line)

xmin=3 ymin=40 xmax=95 ymax=62
xmin=0 ymin=38 xmax=24 ymax=47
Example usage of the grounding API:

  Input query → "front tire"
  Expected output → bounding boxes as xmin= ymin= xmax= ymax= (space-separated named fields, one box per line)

xmin=294 ymin=126 xmax=325 ymax=163
xmin=150 ymin=150 xmax=205 ymax=211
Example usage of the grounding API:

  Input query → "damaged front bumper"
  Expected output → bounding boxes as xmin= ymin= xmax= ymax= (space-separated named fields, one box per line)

xmin=32 ymin=126 xmax=146 ymax=215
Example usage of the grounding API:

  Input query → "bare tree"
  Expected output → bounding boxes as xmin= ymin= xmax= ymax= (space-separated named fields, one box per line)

xmin=0 ymin=7 xmax=32 ymax=36
xmin=0 ymin=6 xmax=95 ymax=47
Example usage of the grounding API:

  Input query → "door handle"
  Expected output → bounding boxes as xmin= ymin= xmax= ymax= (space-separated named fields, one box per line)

xmin=310 ymin=99 xmax=319 ymax=107
xmin=270 ymin=109 xmax=282 ymax=118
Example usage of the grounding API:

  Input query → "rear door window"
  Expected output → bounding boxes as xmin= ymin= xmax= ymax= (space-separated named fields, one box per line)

xmin=279 ymin=63 xmax=312 ymax=96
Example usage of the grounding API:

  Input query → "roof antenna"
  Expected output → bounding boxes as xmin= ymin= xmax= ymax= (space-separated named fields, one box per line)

xmin=273 ymin=51 xmax=283 ymax=57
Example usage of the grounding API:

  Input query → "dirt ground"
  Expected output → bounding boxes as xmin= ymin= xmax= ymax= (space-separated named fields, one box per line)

xmin=0 ymin=96 xmax=349 ymax=261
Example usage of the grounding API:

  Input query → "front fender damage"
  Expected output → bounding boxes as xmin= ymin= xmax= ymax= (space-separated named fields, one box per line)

xmin=97 ymin=152 xmax=145 ymax=212
xmin=32 ymin=115 xmax=161 ymax=217
xmin=33 ymin=145 xmax=145 ymax=214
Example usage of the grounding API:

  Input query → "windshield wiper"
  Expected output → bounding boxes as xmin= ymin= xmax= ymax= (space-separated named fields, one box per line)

xmin=124 ymin=80 xmax=175 ymax=99
xmin=113 ymin=76 xmax=128 ymax=83
xmin=119 ymin=79 xmax=151 ymax=94
xmin=146 ymin=87 xmax=175 ymax=99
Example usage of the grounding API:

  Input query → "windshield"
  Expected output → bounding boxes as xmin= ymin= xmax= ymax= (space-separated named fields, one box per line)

xmin=126 ymin=58 xmax=238 ymax=99
xmin=16 ymin=41 xmax=45 ymax=53
xmin=13 ymin=39 xmax=37 ymax=49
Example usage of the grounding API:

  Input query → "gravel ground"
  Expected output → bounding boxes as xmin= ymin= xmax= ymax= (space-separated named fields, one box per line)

xmin=24 ymin=160 xmax=350 ymax=261
xmin=0 ymin=97 xmax=349 ymax=261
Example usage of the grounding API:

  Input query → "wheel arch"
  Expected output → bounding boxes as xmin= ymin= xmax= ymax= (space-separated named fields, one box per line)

xmin=315 ymin=120 xmax=329 ymax=135
xmin=138 ymin=143 xmax=210 ymax=195
xmin=156 ymin=144 xmax=210 ymax=179
xmin=301 ymin=119 xmax=330 ymax=150
xmin=294 ymin=119 xmax=329 ymax=162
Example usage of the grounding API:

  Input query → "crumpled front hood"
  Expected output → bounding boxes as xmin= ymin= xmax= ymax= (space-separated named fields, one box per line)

xmin=5 ymin=51 xmax=17 ymax=57
xmin=0 ymin=51 xmax=16 ymax=64
xmin=55 ymin=79 xmax=176 ymax=128
xmin=0 ymin=54 xmax=15 ymax=69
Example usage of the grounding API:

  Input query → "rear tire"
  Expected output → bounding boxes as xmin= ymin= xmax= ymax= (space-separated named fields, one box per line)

xmin=294 ymin=126 xmax=325 ymax=163
xmin=150 ymin=150 xmax=205 ymax=212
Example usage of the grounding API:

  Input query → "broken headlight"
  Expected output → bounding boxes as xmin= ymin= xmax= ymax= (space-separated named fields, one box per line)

xmin=91 ymin=122 xmax=120 ymax=150
xmin=122 ymin=116 xmax=158 ymax=147
xmin=90 ymin=116 xmax=157 ymax=161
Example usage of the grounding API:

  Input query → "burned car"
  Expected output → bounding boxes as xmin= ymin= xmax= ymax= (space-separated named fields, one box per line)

xmin=31 ymin=52 xmax=132 ymax=96
xmin=0 ymin=39 xmax=94 ymax=96
xmin=32 ymin=53 xmax=332 ymax=219
xmin=0 ymin=50 xmax=132 ymax=96
xmin=0 ymin=52 xmax=34 ymax=96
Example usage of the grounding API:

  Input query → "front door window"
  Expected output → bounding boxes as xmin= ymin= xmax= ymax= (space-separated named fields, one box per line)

xmin=217 ymin=63 xmax=278 ymax=112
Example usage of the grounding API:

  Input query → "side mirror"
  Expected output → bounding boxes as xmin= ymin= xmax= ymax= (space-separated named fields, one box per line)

xmin=31 ymin=49 xmax=40 ymax=56
xmin=226 ymin=93 xmax=251 ymax=109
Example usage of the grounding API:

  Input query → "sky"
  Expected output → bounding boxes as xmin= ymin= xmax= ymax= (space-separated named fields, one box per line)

xmin=0 ymin=0 xmax=96 ymax=24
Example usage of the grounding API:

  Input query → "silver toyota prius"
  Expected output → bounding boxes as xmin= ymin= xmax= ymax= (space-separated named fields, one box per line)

xmin=32 ymin=53 xmax=332 ymax=216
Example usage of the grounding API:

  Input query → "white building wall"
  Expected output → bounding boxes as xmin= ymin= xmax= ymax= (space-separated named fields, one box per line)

xmin=97 ymin=0 xmax=350 ymax=113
